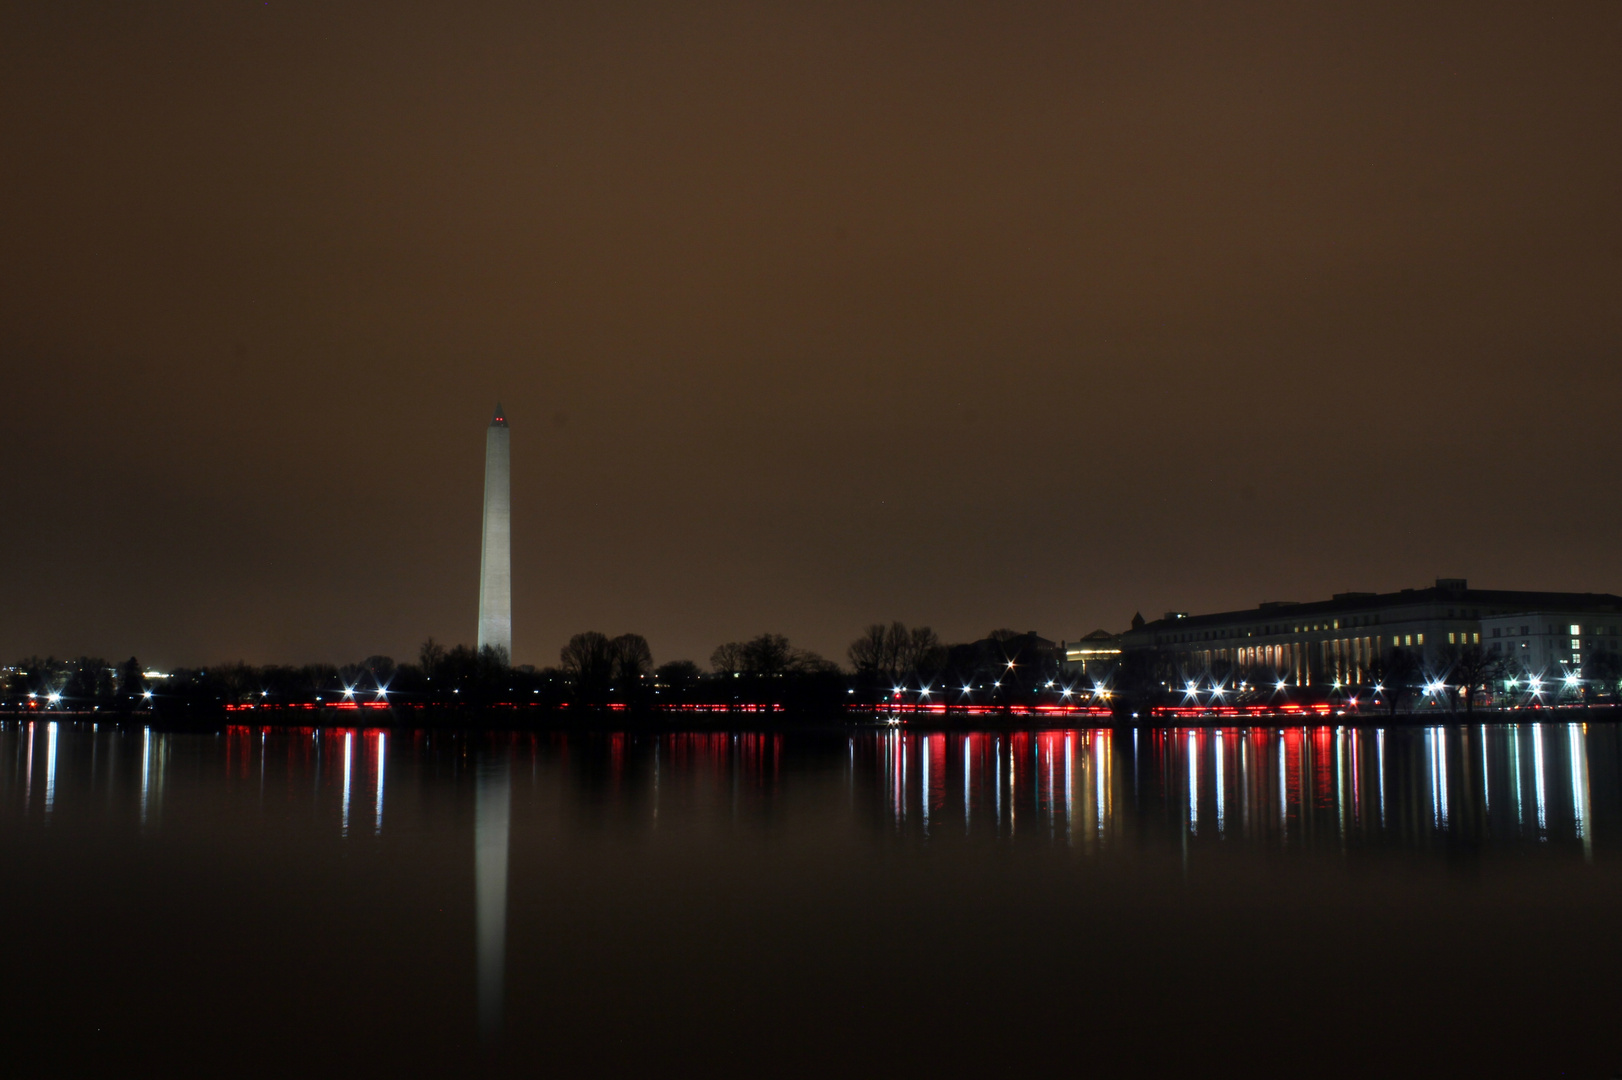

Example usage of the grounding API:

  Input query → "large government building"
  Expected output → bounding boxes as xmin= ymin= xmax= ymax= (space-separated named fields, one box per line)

xmin=1112 ymin=579 xmax=1622 ymax=686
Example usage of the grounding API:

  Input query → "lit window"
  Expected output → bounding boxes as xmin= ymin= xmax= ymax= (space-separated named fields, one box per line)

xmin=1571 ymin=624 xmax=1581 ymax=635
xmin=1404 ymin=635 xmax=1412 ymax=647
xmin=1448 ymin=632 xmax=1456 ymax=644
xmin=1572 ymin=639 xmax=1581 ymax=651
xmin=1416 ymin=634 xmax=1424 ymax=645
xmin=1473 ymin=633 xmax=1480 ymax=644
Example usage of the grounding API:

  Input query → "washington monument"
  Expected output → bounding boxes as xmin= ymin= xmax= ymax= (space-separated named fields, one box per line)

xmin=477 ymin=404 xmax=511 ymax=660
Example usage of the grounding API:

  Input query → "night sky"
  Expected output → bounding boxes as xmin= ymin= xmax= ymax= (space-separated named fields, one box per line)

xmin=4 ymin=2 xmax=1620 ymax=670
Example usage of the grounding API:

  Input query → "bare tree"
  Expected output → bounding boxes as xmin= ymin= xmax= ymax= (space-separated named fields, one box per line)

xmin=609 ymin=634 xmax=653 ymax=685
xmin=419 ymin=638 xmax=447 ymax=678
xmin=1369 ymin=648 xmax=1420 ymax=715
xmin=711 ymin=640 xmax=748 ymax=674
xmin=715 ymin=633 xmax=832 ymax=675
xmin=561 ymin=632 xmax=615 ymax=696
xmin=1445 ymin=643 xmax=1499 ymax=714
xmin=848 ymin=622 xmax=943 ymax=686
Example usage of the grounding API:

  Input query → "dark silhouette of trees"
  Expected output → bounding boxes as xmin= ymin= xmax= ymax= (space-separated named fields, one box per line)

xmin=713 ymin=633 xmax=834 ymax=675
xmin=117 ymin=657 xmax=143 ymax=713
xmin=653 ymin=660 xmax=703 ymax=703
xmin=1368 ymin=648 xmax=1420 ymax=715
xmin=848 ymin=623 xmax=945 ymax=689
xmin=1444 ymin=643 xmax=1499 ymax=714
xmin=419 ymin=638 xmax=447 ymax=677
xmin=561 ymin=631 xmax=615 ymax=700
xmin=707 ymin=633 xmax=842 ymax=708
xmin=609 ymin=634 xmax=653 ymax=685
xmin=1584 ymin=649 xmax=1622 ymax=704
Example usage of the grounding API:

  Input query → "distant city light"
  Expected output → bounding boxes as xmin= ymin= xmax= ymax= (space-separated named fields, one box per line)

xmin=47 ymin=692 xmax=60 ymax=704
xmin=1276 ymin=680 xmax=1287 ymax=692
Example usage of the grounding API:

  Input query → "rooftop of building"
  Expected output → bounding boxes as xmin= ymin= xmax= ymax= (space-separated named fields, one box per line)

xmin=1131 ymin=580 xmax=1622 ymax=633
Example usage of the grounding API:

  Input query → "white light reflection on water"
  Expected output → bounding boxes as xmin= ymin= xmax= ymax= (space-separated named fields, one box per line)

xmin=1278 ymin=732 xmax=1287 ymax=838
xmin=1240 ymin=735 xmax=1250 ymax=836
xmin=1335 ymin=727 xmax=1344 ymax=840
xmin=1511 ymin=725 xmax=1524 ymax=832
xmin=1064 ymin=733 xmax=1073 ymax=846
xmin=476 ymin=755 xmax=511 ymax=1042
xmin=1046 ymin=738 xmax=1055 ymax=838
xmin=140 ymin=727 xmax=151 ymax=826
xmin=1480 ymin=725 xmax=1489 ymax=815
xmin=341 ymin=731 xmax=353 ymax=838
xmin=1377 ymin=729 xmax=1385 ymax=828
xmin=1214 ymin=730 xmax=1225 ymax=836
xmin=375 ymin=732 xmax=386 ymax=835
xmin=1094 ymin=733 xmax=1107 ymax=842
xmin=44 ymin=721 xmax=57 ymax=819
xmin=900 ymin=736 xmax=907 ymax=826
xmin=1431 ymin=727 xmax=1449 ymax=829
xmin=24 ymin=721 xmax=34 ymax=811
xmin=1533 ymin=725 xmax=1547 ymax=834
xmin=921 ymin=735 xmax=930 ymax=837
xmin=1187 ymin=730 xmax=1198 ymax=835
xmin=1569 ymin=725 xmax=1591 ymax=861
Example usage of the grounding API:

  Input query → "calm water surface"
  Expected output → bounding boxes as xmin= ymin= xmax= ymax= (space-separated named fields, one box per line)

xmin=3 ymin=721 xmax=1620 ymax=1077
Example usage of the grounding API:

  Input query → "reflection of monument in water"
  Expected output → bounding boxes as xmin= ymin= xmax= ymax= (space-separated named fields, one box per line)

xmin=476 ymin=756 xmax=511 ymax=1040
xmin=477 ymin=405 xmax=512 ymax=660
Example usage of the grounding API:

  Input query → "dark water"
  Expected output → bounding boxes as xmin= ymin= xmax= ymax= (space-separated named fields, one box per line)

xmin=2 ymin=720 xmax=1620 ymax=1078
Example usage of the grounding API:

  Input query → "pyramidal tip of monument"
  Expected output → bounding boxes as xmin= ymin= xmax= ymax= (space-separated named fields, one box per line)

xmin=490 ymin=402 xmax=508 ymax=427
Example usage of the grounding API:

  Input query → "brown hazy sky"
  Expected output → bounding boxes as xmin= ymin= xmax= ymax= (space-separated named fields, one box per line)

xmin=3 ymin=1 xmax=1621 ymax=670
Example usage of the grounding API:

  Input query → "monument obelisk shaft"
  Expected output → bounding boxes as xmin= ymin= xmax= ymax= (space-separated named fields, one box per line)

xmin=477 ymin=404 xmax=511 ymax=660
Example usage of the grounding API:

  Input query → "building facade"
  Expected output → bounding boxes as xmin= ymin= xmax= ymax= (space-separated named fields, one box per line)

xmin=1119 ymin=579 xmax=1622 ymax=687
